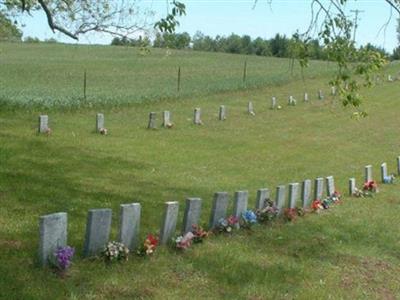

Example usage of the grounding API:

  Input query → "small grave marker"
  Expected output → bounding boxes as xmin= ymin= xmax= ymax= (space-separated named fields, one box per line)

xmin=194 ymin=108 xmax=203 ymax=125
xmin=326 ymin=176 xmax=335 ymax=196
xmin=159 ymin=201 xmax=179 ymax=245
xmin=314 ymin=177 xmax=324 ymax=200
xmin=301 ymin=179 xmax=312 ymax=208
xmin=182 ymin=198 xmax=202 ymax=234
xmin=349 ymin=178 xmax=356 ymax=196
xmin=209 ymin=192 xmax=229 ymax=228
xmin=255 ymin=188 xmax=270 ymax=210
xmin=148 ymin=112 xmax=157 ymax=129
xmin=233 ymin=191 xmax=248 ymax=227
xmin=39 ymin=212 xmax=67 ymax=266
xmin=365 ymin=165 xmax=373 ymax=182
xmin=38 ymin=115 xmax=49 ymax=133
xmin=318 ymin=90 xmax=324 ymax=100
xmin=304 ymin=93 xmax=309 ymax=102
xmin=331 ymin=86 xmax=336 ymax=96
xmin=162 ymin=111 xmax=173 ymax=128
xmin=271 ymin=97 xmax=277 ymax=109
xmin=119 ymin=203 xmax=141 ymax=250
xmin=397 ymin=156 xmax=400 ymax=175
xmin=381 ymin=162 xmax=388 ymax=183
xmin=248 ymin=102 xmax=255 ymax=116
xmin=219 ymin=105 xmax=226 ymax=121
xmin=288 ymin=183 xmax=299 ymax=209
xmin=275 ymin=185 xmax=286 ymax=214
xmin=96 ymin=113 xmax=104 ymax=132
xmin=83 ymin=209 xmax=112 ymax=257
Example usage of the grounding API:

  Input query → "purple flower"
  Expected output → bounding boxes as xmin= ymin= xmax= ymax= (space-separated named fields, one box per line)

xmin=54 ymin=246 xmax=75 ymax=270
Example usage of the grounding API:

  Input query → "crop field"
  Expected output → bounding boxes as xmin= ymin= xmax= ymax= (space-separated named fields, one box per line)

xmin=1 ymin=42 xmax=400 ymax=299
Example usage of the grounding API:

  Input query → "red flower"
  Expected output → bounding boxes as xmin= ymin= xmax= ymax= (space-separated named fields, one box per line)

xmin=311 ymin=199 xmax=322 ymax=211
xmin=146 ymin=234 xmax=158 ymax=247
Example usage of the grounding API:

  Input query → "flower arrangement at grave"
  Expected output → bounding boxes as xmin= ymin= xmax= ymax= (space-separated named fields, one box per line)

xmin=45 ymin=128 xmax=52 ymax=135
xmin=51 ymin=246 xmax=74 ymax=275
xmin=191 ymin=225 xmax=209 ymax=243
xmin=352 ymin=187 xmax=373 ymax=198
xmin=102 ymin=241 xmax=129 ymax=262
xmin=136 ymin=234 xmax=159 ymax=257
xmin=99 ymin=128 xmax=108 ymax=135
xmin=173 ymin=232 xmax=194 ymax=250
xmin=283 ymin=208 xmax=298 ymax=222
xmin=383 ymin=174 xmax=395 ymax=184
xmin=311 ymin=199 xmax=323 ymax=213
xmin=363 ymin=180 xmax=378 ymax=193
xmin=216 ymin=215 xmax=239 ymax=233
xmin=240 ymin=210 xmax=258 ymax=229
xmin=256 ymin=199 xmax=278 ymax=224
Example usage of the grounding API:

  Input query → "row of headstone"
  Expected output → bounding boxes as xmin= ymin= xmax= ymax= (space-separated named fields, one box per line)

xmin=39 ymin=175 xmax=335 ymax=266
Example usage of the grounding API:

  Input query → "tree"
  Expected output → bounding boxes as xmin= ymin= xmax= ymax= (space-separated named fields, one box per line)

xmin=0 ymin=12 xmax=22 ymax=41
xmin=1 ymin=0 xmax=185 ymax=40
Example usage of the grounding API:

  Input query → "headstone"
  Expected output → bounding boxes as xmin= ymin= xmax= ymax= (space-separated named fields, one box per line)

xmin=148 ymin=112 xmax=156 ymax=129
xmin=162 ymin=111 xmax=172 ymax=127
xmin=288 ymin=183 xmax=299 ymax=209
xmin=331 ymin=86 xmax=336 ymax=96
xmin=194 ymin=108 xmax=202 ymax=125
xmin=38 ymin=115 xmax=49 ymax=133
xmin=304 ymin=93 xmax=309 ymax=102
xmin=349 ymin=178 xmax=356 ymax=196
xmin=275 ymin=185 xmax=286 ymax=214
xmin=326 ymin=176 xmax=335 ymax=196
xmin=219 ymin=105 xmax=226 ymax=121
xmin=288 ymin=96 xmax=296 ymax=106
xmin=233 ymin=191 xmax=248 ymax=224
xmin=255 ymin=188 xmax=270 ymax=210
xmin=39 ymin=212 xmax=67 ymax=267
xmin=96 ymin=113 xmax=104 ymax=132
xmin=83 ymin=209 xmax=112 ymax=257
xmin=182 ymin=198 xmax=202 ymax=234
xmin=365 ymin=165 xmax=372 ymax=182
xmin=314 ymin=177 xmax=324 ymax=200
xmin=388 ymin=75 xmax=393 ymax=82
xmin=301 ymin=179 xmax=312 ymax=208
xmin=119 ymin=203 xmax=141 ymax=250
xmin=248 ymin=102 xmax=255 ymax=115
xmin=381 ymin=162 xmax=388 ymax=183
xmin=318 ymin=90 xmax=324 ymax=100
xmin=159 ymin=201 xmax=179 ymax=245
xmin=209 ymin=192 xmax=229 ymax=228
xmin=397 ymin=156 xmax=400 ymax=175
xmin=271 ymin=97 xmax=277 ymax=109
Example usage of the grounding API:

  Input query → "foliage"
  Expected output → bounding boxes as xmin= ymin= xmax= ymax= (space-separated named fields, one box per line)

xmin=102 ymin=241 xmax=129 ymax=262
xmin=0 ymin=12 xmax=22 ymax=41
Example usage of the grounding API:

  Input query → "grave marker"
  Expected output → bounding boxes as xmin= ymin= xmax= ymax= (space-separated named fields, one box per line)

xmin=365 ymin=165 xmax=373 ymax=182
xmin=381 ymin=162 xmax=388 ymax=182
xmin=159 ymin=201 xmax=179 ymax=245
xmin=301 ymin=179 xmax=312 ymax=208
xmin=275 ymin=185 xmax=286 ymax=214
xmin=304 ymin=93 xmax=309 ymax=102
xmin=271 ymin=97 xmax=277 ymax=109
xmin=148 ymin=112 xmax=156 ymax=129
xmin=119 ymin=203 xmax=141 ymax=250
xmin=39 ymin=212 xmax=67 ymax=267
xmin=314 ymin=177 xmax=324 ymax=200
xmin=331 ymin=86 xmax=336 ymax=96
xmin=318 ymin=90 xmax=324 ymax=100
xmin=349 ymin=178 xmax=356 ymax=196
xmin=248 ymin=102 xmax=255 ymax=115
xmin=182 ymin=198 xmax=202 ymax=234
xmin=194 ymin=108 xmax=202 ymax=125
xmin=219 ymin=105 xmax=226 ymax=121
xmin=326 ymin=176 xmax=335 ymax=196
xmin=83 ymin=209 xmax=112 ymax=257
xmin=209 ymin=192 xmax=229 ymax=228
xmin=288 ymin=183 xmax=299 ymax=209
xmin=162 ymin=111 xmax=172 ymax=128
xmin=38 ymin=115 xmax=49 ymax=133
xmin=397 ymin=156 xmax=400 ymax=175
xmin=233 ymin=191 xmax=248 ymax=225
xmin=255 ymin=188 xmax=270 ymax=210
xmin=96 ymin=113 xmax=104 ymax=132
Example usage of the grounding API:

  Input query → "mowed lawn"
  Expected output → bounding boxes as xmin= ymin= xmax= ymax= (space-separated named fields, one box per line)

xmin=1 ymin=44 xmax=400 ymax=299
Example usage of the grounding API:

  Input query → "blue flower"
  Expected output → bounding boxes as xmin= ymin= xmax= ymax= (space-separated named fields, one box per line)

xmin=243 ymin=210 xmax=257 ymax=224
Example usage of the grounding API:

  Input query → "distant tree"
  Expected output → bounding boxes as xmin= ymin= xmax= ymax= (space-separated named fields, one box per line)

xmin=0 ymin=12 xmax=22 ymax=41
xmin=269 ymin=34 xmax=289 ymax=57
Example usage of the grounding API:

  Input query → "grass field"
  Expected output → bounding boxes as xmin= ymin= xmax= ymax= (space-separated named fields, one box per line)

xmin=1 ymin=42 xmax=400 ymax=299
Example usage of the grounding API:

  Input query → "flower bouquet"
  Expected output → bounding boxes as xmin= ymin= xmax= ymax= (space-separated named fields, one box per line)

xmin=363 ymin=180 xmax=378 ymax=193
xmin=216 ymin=215 xmax=239 ymax=233
xmin=51 ymin=246 xmax=74 ymax=276
xmin=256 ymin=200 xmax=278 ymax=224
xmin=240 ymin=210 xmax=258 ymax=229
xmin=102 ymin=241 xmax=129 ymax=262
xmin=191 ymin=225 xmax=209 ymax=243
xmin=174 ymin=232 xmax=194 ymax=250
xmin=311 ymin=199 xmax=323 ymax=213
xmin=353 ymin=187 xmax=373 ymax=198
xmin=383 ymin=175 xmax=395 ymax=184
xmin=283 ymin=208 xmax=297 ymax=222
xmin=136 ymin=234 xmax=159 ymax=257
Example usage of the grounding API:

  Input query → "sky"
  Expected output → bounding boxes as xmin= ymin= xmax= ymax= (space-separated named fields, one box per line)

xmin=19 ymin=0 xmax=399 ymax=52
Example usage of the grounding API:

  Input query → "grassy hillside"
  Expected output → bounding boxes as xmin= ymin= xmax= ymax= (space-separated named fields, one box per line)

xmin=0 ymin=42 xmax=338 ymax=109
xmin=1 ymin=43 xmax=400 ymax=299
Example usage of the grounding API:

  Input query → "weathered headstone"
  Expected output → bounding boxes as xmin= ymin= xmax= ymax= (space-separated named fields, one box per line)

xmin=349 ymin=178 xmax=356 ymax=196
xmin=159 ymin=201 xmax=179 ymax=245
xmin=248 ymin=101 xmax=255 ymax=115
xmin=365 ymin=165 xmax=373 ymax=182
xmin=304 ymin=93 xmax=309 ymax=102
xmin=38 ymin=115 xmax=49 ymax=133
xmin=388 ymin=74 xmax=393 ymax=82
xmin=314 ymin=177 xmax=324 ymax=200
xmin=119 ymin=203 xmax=141 ymax=250
xmin=194 ymin=108 xmax=202 ymax=125
xmin=209 ymin=192 xmax=229 ymax=228
xmin=326 ymin=176 xmax=335 ymax=196
xmin=331 ymin=86 xmax=336 ymax=96
xmin=255 ymin=188 xmax=270 ymax=210
xmin=83 ymin=209 xmax=112 ymax=257
xmin=148 ymin=112 xmax=156 ymax=129
xmin=275 ymin=185 xmax=286 ymax=214
xmin=318 ymin=90 xmax=324 ymax=100
xmin=233 ymin=191 xmax=248 ymax=225
xmin=96 ymin=113 xmax=104 ymax=132
xmin=219 ymin=105 xmax=226 ymax=121
xmin=397 ymin=156 xmax=400 ymax=175
xmin=162 ymin=111 xmax=172 ymax=127
xmin=182 ymin=198 xmax=202 ymax=234
xmin=301 ymin=179 xmax=312 ymax=208
xmin=39 ymin=212 xmax=67 ymax=267
xmin=288 ymin=183 xmax=299 ymax=209
xmin=381 ymin=162 xmax=388 ymax=182
xmin=288 ymin=96 xmax=296 ymax=106
xmin=271 ymin=97 xmax=277 ymax=109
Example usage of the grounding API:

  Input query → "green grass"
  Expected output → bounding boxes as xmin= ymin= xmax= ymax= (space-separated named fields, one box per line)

xmin=1 ymin=43 xmax=400 ymax=299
